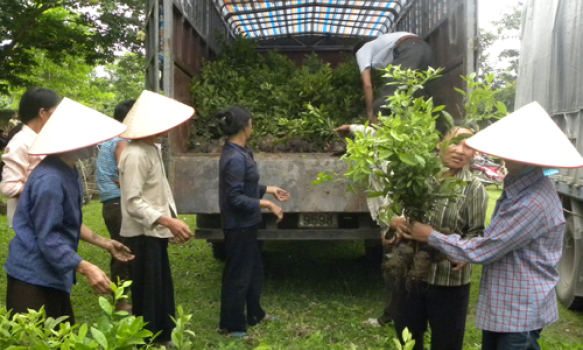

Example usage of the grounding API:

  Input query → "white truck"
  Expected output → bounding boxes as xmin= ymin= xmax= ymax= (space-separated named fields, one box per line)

xmin=515 ymin=0 xmax=583 ymax=310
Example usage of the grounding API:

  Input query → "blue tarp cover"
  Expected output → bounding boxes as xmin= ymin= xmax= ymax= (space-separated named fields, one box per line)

xmin=212 ymin=0 xmax=408 ymax=39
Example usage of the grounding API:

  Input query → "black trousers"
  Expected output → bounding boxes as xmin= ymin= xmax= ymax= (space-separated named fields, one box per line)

xmin=6 ymin=274 xmax=75 ymax=324
xmin=379 ymin=245 xmax=397 ymax=323
xmin=372 ymin=38 xmax=434 ymax=115
xmin=394 ymin=280 xmax=471 ymax=350
xmin=220 ymin=225 xmax=266 ymax=332
xmin=102 ymin=198 xmax=131 ymax=289
xmin=126 ymin=236 xmax=175 ymax=342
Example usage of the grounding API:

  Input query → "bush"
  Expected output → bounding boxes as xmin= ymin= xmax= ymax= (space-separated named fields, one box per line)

xmin=0 ymin=281 xmax=195 ymax=349
xmin=190 ymin=37 xmax=364 ymax=153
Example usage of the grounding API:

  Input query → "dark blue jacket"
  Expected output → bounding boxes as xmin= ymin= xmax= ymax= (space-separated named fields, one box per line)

xmin=219 ymin=141 xmax=266 ymax=229
xmin=5 ymin=156 xmax=84 ymax=293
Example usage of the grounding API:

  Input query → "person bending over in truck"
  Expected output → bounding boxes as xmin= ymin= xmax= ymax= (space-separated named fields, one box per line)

xmin=401 ymin=102 xmax=581 ymax=350
xmin=217 ymin=105 xmax=290 ymax=338
xmin=95 ymin=99 xmax=135 ymax=313
xmin=118 ymin=90 xmax=194 ymax=348
xmin=4 ymin=97 xmax=133 ymax=324
xmin=355 ymin=32 xmax=433 ymax=121
xmin=389 ymin=121 xmax=487 ymax=350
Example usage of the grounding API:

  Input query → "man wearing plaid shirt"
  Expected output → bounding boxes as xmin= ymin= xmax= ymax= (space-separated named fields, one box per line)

xmin=401 ymin=102 xmax=583 ymax=350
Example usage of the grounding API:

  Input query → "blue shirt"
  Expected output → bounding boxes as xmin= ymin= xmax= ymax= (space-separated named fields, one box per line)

xmin=428 ymin=167 xmax=565 ymax=332
xmin=219 ymin=141 xmax=266 ymax=229
xmin=96 ymin=137 xmax=129 ymax=202
xmin=5 ymin=156 xmax=84 ymax=293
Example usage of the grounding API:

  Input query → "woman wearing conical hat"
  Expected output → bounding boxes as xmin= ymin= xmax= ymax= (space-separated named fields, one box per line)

xmin=402 ymin=102 xmax=583 ymax=350
xmin=118 ymin=90 xmax=194 ymax=348
xmin=4 ymin=98 xmax=134 ymax=324
xmin=1 ymin=88 xmax=60 ymax=228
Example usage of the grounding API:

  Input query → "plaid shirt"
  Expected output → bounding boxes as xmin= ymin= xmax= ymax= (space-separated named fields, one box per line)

xmin=428 ymin=167 xmax=565 ymax=332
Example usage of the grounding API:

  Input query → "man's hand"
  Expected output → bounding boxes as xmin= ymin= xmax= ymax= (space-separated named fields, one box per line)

xmin=266 ymin=186 xmax=291 ymax=202
xmin=157 ymin=216 xmax=193 ymax=244
xmin=107 ymin=240 xmax=134 ymax=262
xmin=334 ymin=125 xmax=352 ymax=136
xmin=399 ymin=221 xmax=434 ymax=243
xmin=76 ymin=261 xmax=112 ymax=295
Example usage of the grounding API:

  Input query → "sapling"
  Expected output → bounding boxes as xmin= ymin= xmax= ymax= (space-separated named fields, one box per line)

xmin=314 ymin=66 xmax=507 ymax=287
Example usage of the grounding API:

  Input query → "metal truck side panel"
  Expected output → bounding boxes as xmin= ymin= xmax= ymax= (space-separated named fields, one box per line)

xmin=170 ymin=154 xmax=369 ymax=214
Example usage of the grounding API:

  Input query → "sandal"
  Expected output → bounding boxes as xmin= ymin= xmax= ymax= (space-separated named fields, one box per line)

xmin=263 ymin=314 xmax=281 ymax=322
xmin=229 ymin=332 xmax=248 ymax=338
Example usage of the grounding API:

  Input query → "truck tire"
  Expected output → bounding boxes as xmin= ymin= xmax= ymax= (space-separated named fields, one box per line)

xmin=557 ymin=198 xmax=583 ymax=310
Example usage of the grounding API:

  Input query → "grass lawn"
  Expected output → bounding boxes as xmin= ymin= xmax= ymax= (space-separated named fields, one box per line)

xmin=1 ymin=187 xmax=582 ymax=349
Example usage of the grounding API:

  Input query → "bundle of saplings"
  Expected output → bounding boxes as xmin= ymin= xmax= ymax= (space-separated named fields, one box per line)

xmin=190 ymin=37 xmax=367 ymax=153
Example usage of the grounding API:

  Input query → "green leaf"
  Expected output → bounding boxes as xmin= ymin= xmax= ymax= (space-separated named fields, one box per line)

xmin=98 ymin=297 xmax=113 ymax=316
xmin=414 ymin=155 xmax=426 ymax=167
xmin=441 ymin=110 xmax=454 ymax=127
xmin=90 ymin=327 xmax=108 ymax=349
xmin=399 ymin=154 xmax=417 ymax=166
xmin=390 ymin=129 xmax=404 ymax=142
xmin=454 ymin=87 xmax=466 ymax=96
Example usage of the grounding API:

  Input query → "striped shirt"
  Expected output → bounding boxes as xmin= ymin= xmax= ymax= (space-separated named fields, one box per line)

xmin=428 ymin=167 xmax=565 ymax=332
xmin=426 ymin=168 xmax=488 ymax=286
xmin=96 ymin=137 xmax=128 ymax=202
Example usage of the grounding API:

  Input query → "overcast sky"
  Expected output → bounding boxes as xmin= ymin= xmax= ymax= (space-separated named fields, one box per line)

xmin=478 ymin=0 xmax=523 ymax=64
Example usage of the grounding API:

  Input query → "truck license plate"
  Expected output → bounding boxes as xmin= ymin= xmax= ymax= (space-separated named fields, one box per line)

xmin=298 ymin=213 xmax=337 ymax=228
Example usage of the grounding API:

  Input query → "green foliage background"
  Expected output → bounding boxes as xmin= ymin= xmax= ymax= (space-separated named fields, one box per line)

xmin=190 ymin=37 xmax=364 ymax=151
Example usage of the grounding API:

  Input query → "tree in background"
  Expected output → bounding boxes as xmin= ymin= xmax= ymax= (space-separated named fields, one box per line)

xmin=104 ymin=53 xmax=145 ymax=103
xmin=1 ymin=51 xmax=144 ymax=116
xmin=478 ymin=1 xmax=522 ymax=112
xmin=0 ymin=0 xmax=143 ymax=94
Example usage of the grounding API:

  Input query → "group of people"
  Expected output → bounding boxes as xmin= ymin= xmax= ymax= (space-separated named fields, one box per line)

xmin=338 ymin=102 xmax=580 ymax=350
xmin=0 ymin=88 xmax=289 ymax=346
xmin=0 ymin=30 xmax=581 ymax=350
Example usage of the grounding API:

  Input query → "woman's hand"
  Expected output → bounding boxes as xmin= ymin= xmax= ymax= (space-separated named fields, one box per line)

xmin=107 ymin=240 xmax=135 ymax=262
xmin=448 ymin=258 xmax=467 ymax=272
xmin=157 ymin=216 xmax=194 ymax=244
xmin=76 ymin=261 xmax=112 ymax=295
xmin=266 ymin=186 xmax=291 ymax=202
xmin=390 ymin=217 xmax=408 ymax=235
xmin=260 ymin=200 xmax=284 ymax=223
xmin=399 ymin=221 xmax=434 ymax=243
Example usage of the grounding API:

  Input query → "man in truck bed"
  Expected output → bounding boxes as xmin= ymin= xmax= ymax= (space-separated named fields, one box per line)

xmin=355 ymin=32 xmax=433 ymax=120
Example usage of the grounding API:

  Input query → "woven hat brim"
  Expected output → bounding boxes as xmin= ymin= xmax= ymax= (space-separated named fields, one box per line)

xmin=465 ymin=102 xmax=583 ymax=168
xmin=29 ymin=98 xmax=127 ymax=156
xmin=121 ymin=90 xmax=195 ymax=139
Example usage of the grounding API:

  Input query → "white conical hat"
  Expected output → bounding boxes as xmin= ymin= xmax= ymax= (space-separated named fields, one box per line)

xmin=465 ymin=102 xmax=583 ymax=168
xmin=29 ymin=98 xmax=127 ymax=155
xmin=121 ymin=90 xmax=195 ymax=139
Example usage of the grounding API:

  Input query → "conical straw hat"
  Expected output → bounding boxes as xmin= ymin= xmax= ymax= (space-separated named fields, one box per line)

xmin=465 ymin=102 xmax=583 ymax=168
xmin=29 ymin=98 xmax=127 ymax=155
xmin=121 ymin=90 xmax=195 ymax=139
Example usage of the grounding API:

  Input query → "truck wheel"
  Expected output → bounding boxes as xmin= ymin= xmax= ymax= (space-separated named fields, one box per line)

xmin=557 ymin=198 xmax=583 ymax=310
xmin=209 ymin=241 xmax=226 ymax=261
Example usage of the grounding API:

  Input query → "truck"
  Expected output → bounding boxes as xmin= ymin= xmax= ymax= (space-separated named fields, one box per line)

xmin=144 ymin=0 xmax=478 ymax=259
xmin=515 ymin=0 xmax=583 ymax=310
